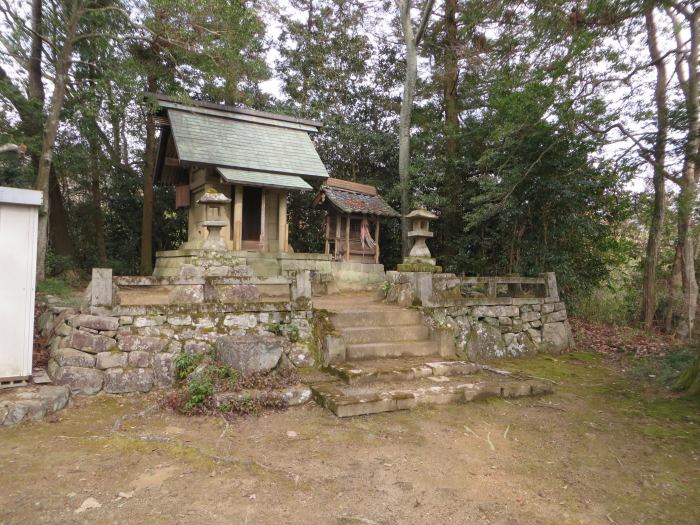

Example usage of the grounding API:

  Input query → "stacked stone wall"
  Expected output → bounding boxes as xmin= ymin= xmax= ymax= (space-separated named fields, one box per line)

xmin=424 ymin=299 xmax=572 ymax=360
xmin=39 ymin=305 xmax=315 ymax=396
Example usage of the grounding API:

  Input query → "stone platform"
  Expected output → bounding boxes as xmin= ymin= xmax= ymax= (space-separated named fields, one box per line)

xmin=0 ymin=385 xmax=71 ymax=426
xmin=307 ymin=358 xmax=552 ymax=417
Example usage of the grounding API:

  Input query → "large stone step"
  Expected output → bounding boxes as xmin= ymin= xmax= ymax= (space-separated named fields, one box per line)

xmin=346 ymin=340 xmax=439 ymax=360
xmin=339 ymin=325 xmax=430 ymax=345
xmin=331 ymin=309 xmax=422 ymax=329
xmin=309 ymin=369 xmax=553 ymax=417
xmin=327 ymin=357 xmax=481 ymax=385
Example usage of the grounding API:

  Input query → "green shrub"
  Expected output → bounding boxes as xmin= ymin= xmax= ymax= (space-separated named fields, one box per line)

xmin=184 ymin=378 xmax=214 ymax=410
xmin=266 ymin=322 xmax=300 ymax=342
xmin=174 ymin=353 xmax=205 ymax=381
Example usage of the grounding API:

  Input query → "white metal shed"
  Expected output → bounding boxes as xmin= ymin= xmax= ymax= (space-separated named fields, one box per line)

xmin=0 ymin=186 xmax=42 ymax=386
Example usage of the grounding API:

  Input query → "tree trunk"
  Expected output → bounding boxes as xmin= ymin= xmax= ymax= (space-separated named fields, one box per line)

xmin=398 ymin=32 xmax=417 ymax=257
xmin=641 ymin=6 xmax=668 ymax=329
xmin=35 ymin=1 xmax=80 ymax=280
xmin=675 ymin=7 xmax=700 ymax=339
xmin=441 ymin=0 xmax=460 ymax=258
xmin=665 ymin=245 xmax=682 ymax=333
xmin=140 ymin=75 xmax=158 ymax=275
xmin=48 ymin=167 xmax=74 ymax=258
xmin=395 ymin=0 xmax=435 ymax=257
xmin=28 ymin=0 xmax=44 ymax=103
xmin=89 ymin=134 xmax=107 ymax=266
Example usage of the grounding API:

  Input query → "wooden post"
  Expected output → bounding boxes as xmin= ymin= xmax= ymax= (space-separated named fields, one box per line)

xmin=345 ymin=215 xmax=351 ymax=261
xmin=233 ymin=185 xmax=243 ymax=251
xmin=324 ymin=214 xmax=330 ymax=255
xmin=278 ymin=190 xmax=287 ymax=252
xmin=334 ymin=213 xmax=341 ymax=259
xmin=259 ymin=188 xmax=266 ymax=251
xmin=374 ymin=219 xmax=380 ymax=263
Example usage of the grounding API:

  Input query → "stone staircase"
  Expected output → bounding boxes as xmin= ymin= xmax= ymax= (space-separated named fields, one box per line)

xmin=333 ymin=308 xmax=439 ymax=360
xmin=307 ymin=294 xmax=553 ymax=417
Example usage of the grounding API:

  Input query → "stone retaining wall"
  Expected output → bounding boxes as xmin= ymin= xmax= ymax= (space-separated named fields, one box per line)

xmin=380 ymin=271 xmax=573 ymax=360
xmin=39 ymin=304 xmax=315 ymax=396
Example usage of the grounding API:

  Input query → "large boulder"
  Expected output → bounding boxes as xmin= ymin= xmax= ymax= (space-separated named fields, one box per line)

xmin=49 ymin=365 xmax=104 ymax=395
xmin=70 ymin=314 xmax=119 ymax=332
xmin=95 ymin=351 xmax=128 ymax=369
xmin=541 ymin=321 xmax=573 ymax=353
xmin=215 ymin=335 xmax=284 ymax=374
xmin=465 ymin=321 xmax=506 ymax=360
xmin=153 ymin=353 xmax=176 ymax=388
xmin=52 ymin=348 xmax=96 ymax=368
xmin=103 ymin=368 xmax=154 ymax=393
xmin=117 ymin=335 xmax=168 ymax=353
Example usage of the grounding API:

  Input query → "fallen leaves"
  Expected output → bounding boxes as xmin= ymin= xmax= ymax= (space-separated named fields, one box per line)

xmin=570 ymin=317 xmax=676 ymax=357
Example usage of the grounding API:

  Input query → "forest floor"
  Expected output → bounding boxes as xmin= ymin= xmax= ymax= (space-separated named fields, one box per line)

xmin=2 ymin=346 xmax=699 ymax=525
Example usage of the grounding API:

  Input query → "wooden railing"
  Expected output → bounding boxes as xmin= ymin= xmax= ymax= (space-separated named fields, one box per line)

xmin=457 ymin=274 xmax=556 ymax=300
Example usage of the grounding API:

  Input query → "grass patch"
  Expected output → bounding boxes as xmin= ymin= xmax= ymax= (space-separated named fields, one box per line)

xmin=626 ymin=346 xmax=698 ymax=386
xmin=37 ymin=277 xmax=73 ymax=298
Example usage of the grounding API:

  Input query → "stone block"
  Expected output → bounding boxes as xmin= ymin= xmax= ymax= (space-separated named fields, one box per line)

xmin=133 ymin=316 xmax=166 ymax=328
xmin=117 ymin=335 xmax=168 ymax=353
xmin=554 ymin=302 xmax=567 ymax=312
xmin=223 ymin=314 xmax=257 ymax=329
xmin=51 ymin=366 xmax=104 ymax=395
xmin=66 ymin=331 xmax=116 ymax=354
xmin=543 ymin=310 xmax=567 ymax=323
xmin=527 ymin=328 xmax=542 ymax=344
xmin=95 ymin=352 xmax=128 ymax=369
xmin=544 ymin=272 xmax=559 ymax=300
xmin=465 ymin=322 xmax=506 ymax=360
xmin=214 ymin=284 xmax=260 ymax=303
xmin=216 ymin=335 xmax=284 ymax=374
xmin=521 ymin=311 xmax=541 ymax=322
xmin=54 ymin=322 xmax=73 ymax=336
xmin=119 ymin=316 xmax=133 ymax=325
xmin=397 ymin=284 xmax=416 ymax=307
xmin=282 ymin=385 xmax=312 ymax=406
xmin=541 ymin=303 xmax=555 ymax=314
xmin=169 ymin=285 xmax=204 ymax=304
xmin=153 ymin=353 xmax=176 ymax=388
xmin=104 ymin=368 xmax=154 ymax=393
xmin=292 ymin=270 xmax=312 ymax=301
xmin=471 ymin=305 xmax=519 ymax=318
xmin=184 ymin=340 xmax=212 ymax=355
xmin=91 ymin=268 xmax=113 ymax=307
xmin=52 ymin=348 xmax=96 ymax=368
xmin=70 ymin=314 xmax=119 ymax=332
xmin=322 ymin=335 xmax=346 ymax=365
xmin=167 ymin=315 xmax=193 ymax=326
xmin=498 ymin=316 xmax=512 ymax=326
xmin=287 ymin=342 xmax=315 ymax=367
xmin=128 ymin=351 xmax=153 ymax=368
xmin=542 ymin=321 xmax=572 ymax=353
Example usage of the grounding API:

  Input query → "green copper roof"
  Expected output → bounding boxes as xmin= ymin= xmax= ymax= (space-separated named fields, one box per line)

xmin=217 ymin=168 xmax=312 ymax=191
xmin=168 ymin=109 xmax=328 ymax=179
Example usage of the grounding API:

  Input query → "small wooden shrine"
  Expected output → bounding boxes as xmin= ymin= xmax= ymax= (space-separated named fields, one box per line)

xmin=151 ymin=93 xmax=328 ymax=253
xmin=312 ymin=178 xmax=399 ymax=263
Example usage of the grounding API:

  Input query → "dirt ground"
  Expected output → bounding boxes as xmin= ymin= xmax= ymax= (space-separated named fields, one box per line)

xmin=1 ymin=352 xmax=698 ymax=525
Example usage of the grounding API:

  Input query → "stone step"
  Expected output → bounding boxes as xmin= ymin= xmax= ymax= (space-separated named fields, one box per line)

xmin=339 ymin=325 xmax=430 ymax=345
xmin=331 ymin=309 xmax=422 ymax=329
xmin=327 ymin=358 xmax=481 ymax=385
xmin=345 ymin=340 xmax=439 ymax=360
xmin=247 ymin=258 xmax=281 ymax=278
xmin=309 ymin=371 xmax=553 ymax=417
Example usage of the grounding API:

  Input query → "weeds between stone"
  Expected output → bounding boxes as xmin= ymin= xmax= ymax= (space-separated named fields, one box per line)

xmin=160 ymin=351 xmax=300 ymax=419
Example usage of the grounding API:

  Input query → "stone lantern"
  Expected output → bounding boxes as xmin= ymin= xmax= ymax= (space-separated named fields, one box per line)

xmin=397 ymin=208 xmax=442 ymax=272
xmin=198 ymin=190 xmax=231 ymax=250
